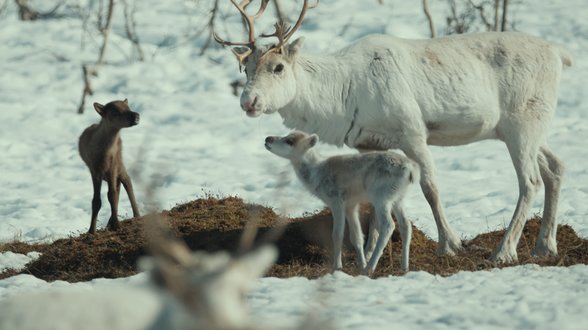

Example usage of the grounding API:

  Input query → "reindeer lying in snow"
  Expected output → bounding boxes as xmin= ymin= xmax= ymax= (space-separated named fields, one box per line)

xmin=216 ymin=0 xmax=573 ymax=263
xmin=265 ymin=131 xmax=419 ymax=275
xmin=0 ymin=224 xmax=279 ymax=330
xmin=79 ymin=99 xmax=140 ymax=233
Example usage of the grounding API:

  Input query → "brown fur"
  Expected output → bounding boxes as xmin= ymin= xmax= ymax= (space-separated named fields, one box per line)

xmin=78 ymin=99 xmax=141 ymax=233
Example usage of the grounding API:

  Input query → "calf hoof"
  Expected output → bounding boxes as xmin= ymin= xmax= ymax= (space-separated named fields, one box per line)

xmin=106 ymin=221 xmax=120 ymax=231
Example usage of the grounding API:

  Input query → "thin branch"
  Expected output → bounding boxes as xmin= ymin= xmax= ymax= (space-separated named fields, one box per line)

xmin=468 ymin=0 xmax=494 ymax=31
xmin=14 ymin=0 xmax=63 ymax=21
xmin=78 ymin=0 xmax=114 ymax=113
xmin=122 ymin=0 xmax=144 ymax=61
xmin=78 ymin=64 xmax=96 ymax=114
xmin=200 ymin=0 xmax=220 ymax=55
xmin=96 ymin=0 xmax=114 ymax=65
xmin=500 ymin=0 xmax=508 ymax=31
xmin=422 ymin=0 xmax=436 ymax=38
xmin=494 ymin=0 xmax=500 ymax=31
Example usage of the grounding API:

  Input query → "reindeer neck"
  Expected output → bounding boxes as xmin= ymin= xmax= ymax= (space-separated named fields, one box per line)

xmin=95 ymin=121 xmax=122 ymax=147
xmin=279 ymin=54 xmax=356 ymax=147
xmin=291 ymin=149 xmax=323 ymax=187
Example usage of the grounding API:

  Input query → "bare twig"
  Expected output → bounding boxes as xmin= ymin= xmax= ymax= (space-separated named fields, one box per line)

xmin=423 ymin=0 xmax=436 ymax=38
xmin=78 ymin=64 xmax=96 ymax=114
xmin=14 ymin=0 xmax=63 ymax=21
xmin=79 ymin=0 xmax=115 ymax=113
xmin=96 ymin=0 xmax=115 ymax=65
xmin=468 ymin=0 xmax=494 ymax=31
xmin=494 ymin=0 xmax=500 ymax=31
xmin=122 ymin=0 xmax=144 ymax=61
xmin=500 ymin=0 xmax=508 ymax=31
xmin=200 ymin=0 xmax=220 ymax=55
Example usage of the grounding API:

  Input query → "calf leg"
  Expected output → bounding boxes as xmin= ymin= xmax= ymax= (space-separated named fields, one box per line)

xmin=120 ymin=170 xmax=140 ymax=217
xmin=363 ymin=201 xmax=394 ymax=276
xmin=534 ymin=146 xmax=564 ymax=257
xmin=106 ymin=178 xmax=121 ymax=231
xmin=393 ymin=205 xmax=412 ymax=272
xmin=345 ymin=203 xmax=367 ymax=270
xmin=89 ymin=174 xmax=102 ymax=234
xmin=364 ymin=214 xmax=378 ymax=261
xmin=330 ymin=203 xmax=346 ymax=271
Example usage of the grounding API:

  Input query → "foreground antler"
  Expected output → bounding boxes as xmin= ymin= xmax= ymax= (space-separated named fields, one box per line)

xmin=261 ymin=0 xmax=319 ymax=54
xmin=214 ymin=0 xmax=270 ymax=64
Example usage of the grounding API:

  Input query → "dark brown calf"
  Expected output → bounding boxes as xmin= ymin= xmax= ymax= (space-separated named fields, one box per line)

xmin=79 ymin=99 xmax=140 ymax=233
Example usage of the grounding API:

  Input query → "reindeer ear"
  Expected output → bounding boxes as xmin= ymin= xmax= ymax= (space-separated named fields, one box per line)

xmin=123 ymin=98 xmax=128 ymax=104
xmin=308 ymin=134 xmax=318 ymax=147
xmin=286 ymin=37 xmax=304 ymax=58
xmin=93 ymin=102 xmax=105 ymax=116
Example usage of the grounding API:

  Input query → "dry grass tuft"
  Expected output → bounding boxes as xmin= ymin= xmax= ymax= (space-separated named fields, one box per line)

xmin=1 ymin=196 xmax=586 ymax=282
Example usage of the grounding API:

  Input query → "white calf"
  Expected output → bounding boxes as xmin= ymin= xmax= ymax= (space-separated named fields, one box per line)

xmin=265 ymin=131 xmax=419 ymax=275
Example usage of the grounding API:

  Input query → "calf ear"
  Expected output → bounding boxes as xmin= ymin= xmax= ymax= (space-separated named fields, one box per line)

xmin=93 ymin=102 xmax=105 ymax=117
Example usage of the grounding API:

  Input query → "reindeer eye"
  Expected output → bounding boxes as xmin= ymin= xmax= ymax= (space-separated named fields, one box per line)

xmin=285 ymin=138 xmax=294 ymax=145
xmin=273 ymin=64 xmax=284 ymax=74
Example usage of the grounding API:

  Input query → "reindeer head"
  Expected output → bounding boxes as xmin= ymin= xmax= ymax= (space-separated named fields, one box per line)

xmin=93 ymin=99 xmax=140 ymax=129
xmin=215 ymin=0 xmax=317 ymax=117
xmin=265 ymin=131 xmax=319 ymax=160
xmin=143 ymin=228 xmax=277 ymax=330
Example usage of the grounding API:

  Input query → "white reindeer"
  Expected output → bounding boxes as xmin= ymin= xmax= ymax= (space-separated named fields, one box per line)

xmin=215 ymin=0 xmax=573 ymax=263
xmin=265 ymin=131 xmax=419 ymax=275
xmin=0 ymin=229 xmax=278 ymax=330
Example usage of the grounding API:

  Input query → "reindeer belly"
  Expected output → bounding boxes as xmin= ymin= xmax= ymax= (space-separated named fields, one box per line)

xmin=426 ymin=118 xmax=499 ymax=146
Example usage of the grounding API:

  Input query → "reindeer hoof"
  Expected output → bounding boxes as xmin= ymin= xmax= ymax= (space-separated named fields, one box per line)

xmin=489 ymin=248 xmax=518 ymax=264
xmin=107 ymin=221 xmax=120 ymax=231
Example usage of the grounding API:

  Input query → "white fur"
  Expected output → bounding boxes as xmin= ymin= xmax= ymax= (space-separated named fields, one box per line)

xmin=265 ymin=131 xmax=419 ymax=275
xmin=0 ymin=246 xmax=278 ymax=330
xmin=236 ymin=31 xmax=572 ymax=263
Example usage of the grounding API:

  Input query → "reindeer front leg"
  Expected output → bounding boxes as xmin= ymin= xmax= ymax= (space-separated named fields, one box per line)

xmin=120 ymin=169 xmax=140 ymax=217
xmin=106 ymin=177 xmax=120 ymax=231
xmin=403 ymin=141 xmax=463 ymax=256
xmin=89 ymin=174 xmax=102 ymax=234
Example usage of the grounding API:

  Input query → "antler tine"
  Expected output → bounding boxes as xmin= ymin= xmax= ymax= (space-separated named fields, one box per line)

xmin=260 ymin=21 xmax=288 ymax=47
xmin=214 ymin=0 xmax=270 ymax=48
xmin=261 ymin=0 xmax=318 ymax=54
xmin=213 ymin=32 xmax=251 ymax=47
xmin=282 ymin=0 xmax=319 ymax=43
xmin=249 ymin=0 xmax=270 ymax=19
xmin=230 ymin=0 xmax=270 ymax=44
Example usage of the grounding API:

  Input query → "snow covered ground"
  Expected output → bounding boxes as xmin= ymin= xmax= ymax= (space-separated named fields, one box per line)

xmin=0 ymin=0 xmax=587 ymax=329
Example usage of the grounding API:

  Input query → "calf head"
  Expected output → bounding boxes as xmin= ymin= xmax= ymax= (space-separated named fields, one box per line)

xmin=265 ymin=131 xmax=318 ymax=160
xmin=93 ymin=99 xmax=140 ymax=129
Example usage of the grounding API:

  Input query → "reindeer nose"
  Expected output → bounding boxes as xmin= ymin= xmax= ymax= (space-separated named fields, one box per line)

xmin=241 ymin=96 xmax=257 ymax=112
xmin=131 ymin=113 xmax=140 ymax=125
xmin=265 ymin=136 xmax=274 ymax=144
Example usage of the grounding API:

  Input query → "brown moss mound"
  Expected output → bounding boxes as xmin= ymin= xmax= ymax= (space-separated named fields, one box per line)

xmin=1 ymin=196 xmax=586 ymax=282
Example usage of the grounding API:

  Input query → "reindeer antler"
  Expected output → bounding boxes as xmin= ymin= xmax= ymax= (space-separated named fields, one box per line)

xmin=261 ymin=0 xmax=319 ymax=54
xmin=213 ymin=0 xmax=270 ymax=65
